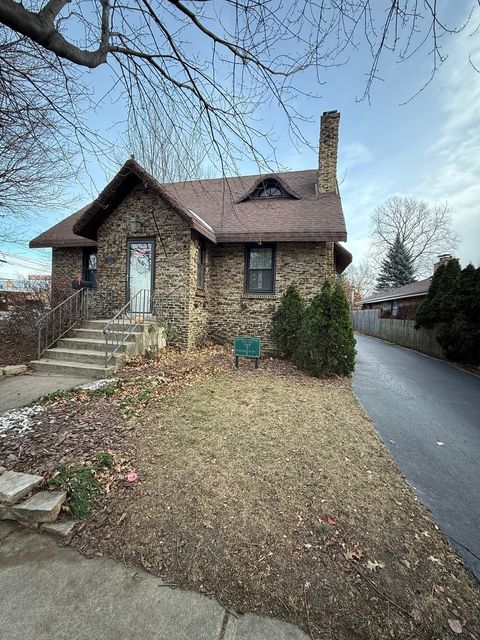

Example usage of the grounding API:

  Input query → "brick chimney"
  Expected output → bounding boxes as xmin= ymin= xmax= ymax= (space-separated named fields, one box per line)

xmin=318 ymin=110 xmax=340 ymax=194
xmin=433 ymin=254 xmax=453 ymax=272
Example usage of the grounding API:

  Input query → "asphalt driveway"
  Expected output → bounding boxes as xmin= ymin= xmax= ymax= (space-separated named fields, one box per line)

xmin=353 ymin=334 xmax=480 ymax=581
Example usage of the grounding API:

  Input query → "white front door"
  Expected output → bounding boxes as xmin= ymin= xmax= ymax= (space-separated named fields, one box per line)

xmin=127 ymin=239 xmax=154 ymax=314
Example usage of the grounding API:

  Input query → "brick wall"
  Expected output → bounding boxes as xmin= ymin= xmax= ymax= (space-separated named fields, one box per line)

xmin=318 ymin=111 xmax=340 ymax=194
xmin=187 ymin=233 xmax=212 ymax=348
xmin=207 ymin=241 xmax=335 ymax=351
xmin=51 ymin=247 xmax=84 ymax=301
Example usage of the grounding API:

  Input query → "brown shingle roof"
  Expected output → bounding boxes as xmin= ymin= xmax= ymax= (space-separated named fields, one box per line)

xmin=29 ymin=207 xmax=97 ymax=249
xmin=30 ymin=158 xmax=347 ymax=248
xmin=359 ymin=278 xmax=431 ymax=305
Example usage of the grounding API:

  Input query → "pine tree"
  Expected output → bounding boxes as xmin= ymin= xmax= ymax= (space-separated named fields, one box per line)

xmin=376 ymin=234 xmax=415 ymax=290
xmin=271 ymin=284 xmax=305 ymax=357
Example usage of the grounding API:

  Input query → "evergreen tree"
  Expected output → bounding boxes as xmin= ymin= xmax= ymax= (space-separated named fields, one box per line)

xmin=415 ymin=259 xmax=461 ymax=329
xmin=376 ymin=234 xmax=415 ymax=290
xmin=416 ymin=259 xmax=479 ymax=364
xmin=435 ymin=264 xmax=480 ymax=363
xmin=271 ymin=284 xmax=305 ymax=357
xmin=295 ymin=280 xmax=356 ymax=377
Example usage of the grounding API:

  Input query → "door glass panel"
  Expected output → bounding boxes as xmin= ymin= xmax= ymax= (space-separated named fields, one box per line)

xmin=128 ymin=241 xmax=153 ymax=313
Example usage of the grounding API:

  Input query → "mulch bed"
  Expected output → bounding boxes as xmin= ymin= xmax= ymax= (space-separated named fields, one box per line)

xmin=1 ymin=346 xmax=479 ymax=640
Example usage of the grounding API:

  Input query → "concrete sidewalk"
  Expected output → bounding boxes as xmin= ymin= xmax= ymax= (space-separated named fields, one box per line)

xmin=0 ymin=372 xmax=89 ymax=413
xmin=0 ymin=522 xmax=307 ymax=640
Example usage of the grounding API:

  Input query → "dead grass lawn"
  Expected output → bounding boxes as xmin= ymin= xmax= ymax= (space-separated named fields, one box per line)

xmin=67 ymin=351 xmax=480 ymax=640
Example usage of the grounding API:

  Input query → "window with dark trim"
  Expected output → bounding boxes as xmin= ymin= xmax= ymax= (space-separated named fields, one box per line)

xmin=250 ymin=179 xmax=288 ymax=199
xmin=245 ymin=245 xmax=275 ymax=293
xmin=197 ymin=239 xmax=206 ymax=290
xmin=83 ymin=248 xmax=97 ymax=287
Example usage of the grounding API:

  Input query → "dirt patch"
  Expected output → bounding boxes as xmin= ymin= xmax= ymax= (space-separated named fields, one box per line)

xmin=56 ymin=349 xmax=479 ymax=640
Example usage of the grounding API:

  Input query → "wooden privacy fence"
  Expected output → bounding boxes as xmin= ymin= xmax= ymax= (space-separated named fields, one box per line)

xmin=351 ymin=309 xmax=445 ymax=359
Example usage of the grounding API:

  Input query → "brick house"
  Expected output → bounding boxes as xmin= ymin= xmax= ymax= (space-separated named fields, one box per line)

xmin=30 ymin=111 xmax=351 ymax=350
xmin=358 ymin=255 xmax=454 ymax=319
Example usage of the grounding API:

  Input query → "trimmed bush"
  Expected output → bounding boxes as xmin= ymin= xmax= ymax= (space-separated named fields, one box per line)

xmin=295 ymin=280 xmax=356 ymax=377
xmin=271 ymin=284 xmax=305 ymax=357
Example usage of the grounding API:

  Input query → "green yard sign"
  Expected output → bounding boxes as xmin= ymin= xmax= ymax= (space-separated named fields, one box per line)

xmin=234 ymin=336 xmax=261 ymax=368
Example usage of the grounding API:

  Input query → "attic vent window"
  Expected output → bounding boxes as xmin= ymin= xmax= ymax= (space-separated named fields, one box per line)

xmin=251 ymin=179 xmax=288 ymax=199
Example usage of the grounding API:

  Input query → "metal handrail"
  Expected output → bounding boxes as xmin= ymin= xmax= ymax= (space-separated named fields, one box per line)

xmin=35 ymin=288 xmax=113 ymax=359
xmin=102 ymin=289 xmax=152 ymax=366
xmin=36 ymin=288 xmax=87 ymax=359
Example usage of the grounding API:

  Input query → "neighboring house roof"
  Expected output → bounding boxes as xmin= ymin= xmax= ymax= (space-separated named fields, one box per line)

xmin=359 ymin=278 xmax=431 ymax=305
xmin=30 ymin=158 xmax=348 ymax=250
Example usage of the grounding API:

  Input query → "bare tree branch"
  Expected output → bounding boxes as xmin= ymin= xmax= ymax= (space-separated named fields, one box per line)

xmin=369 ymin=195 xmax=460 ymax=276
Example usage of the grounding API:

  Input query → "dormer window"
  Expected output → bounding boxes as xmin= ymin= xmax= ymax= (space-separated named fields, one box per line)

xmin=251 ymin=179 xmax=288 ymax=199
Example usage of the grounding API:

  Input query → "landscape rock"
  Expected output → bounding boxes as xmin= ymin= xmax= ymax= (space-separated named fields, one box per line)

xmin=1 ymin=365 xmax=28 ymax=376
xmin=11 ymin=491 xmax=66 ymax=523
xmin=41 ymin=521 xmax=77 ymax=537
xmin=0 ymin=504 xmax=12 ymax=520
xmin=0 ymin=470 xmax=43 ymax=505
xmin=0 ymin=466 xmax=6 ymax=475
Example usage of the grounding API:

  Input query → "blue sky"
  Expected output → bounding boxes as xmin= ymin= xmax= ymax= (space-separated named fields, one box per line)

xmin=1 ymin=2 xmax=479 ymax=279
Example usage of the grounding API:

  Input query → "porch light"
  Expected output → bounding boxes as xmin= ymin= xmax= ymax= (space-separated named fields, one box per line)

xmin=130 ymin=216 xmax=142 ymax=233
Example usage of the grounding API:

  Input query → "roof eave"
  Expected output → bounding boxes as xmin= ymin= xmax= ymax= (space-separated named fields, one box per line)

xmin=216 ymin=231 xmax=347 ymax=243
xmin=29 ymin=237 xmax=97 ymax=249
xmin=359 ymin=291 xmax=429 ymax=305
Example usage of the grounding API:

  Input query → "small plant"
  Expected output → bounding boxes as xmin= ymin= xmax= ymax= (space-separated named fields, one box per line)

xmin=36 ymin=387 xmax=77 ymax=405
xmin=49 ymin=465 xmax=101 ymax=519
xmin=96 ymin=451 xmax=115 ymax=469
xmin=87 ymin=382 xmax=118 ymax=398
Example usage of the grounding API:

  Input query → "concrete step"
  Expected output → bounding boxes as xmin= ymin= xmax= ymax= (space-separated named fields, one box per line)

xmin=82 ymin=319 xmax=146 ymax=333
xmin=44 ymin=348 xmax=125 ymax=366
xmin=11 ymin=491 xmax=66 ymax=523
xmin=30 ymin=359 xmax=115 ymax=379
xmin=70 ymin=328 xmax=138 ymax=341
xmin=41 ymin=520 xmax=77 ymax=537
xmin=57 ymin=337 xmax=136 ymax=354
xmin=0 ymin=471 xmax=43 ymax=505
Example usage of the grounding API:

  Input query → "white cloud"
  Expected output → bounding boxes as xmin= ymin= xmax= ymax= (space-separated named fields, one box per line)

xmin=415 ymin=26 xmax=480 ymax=267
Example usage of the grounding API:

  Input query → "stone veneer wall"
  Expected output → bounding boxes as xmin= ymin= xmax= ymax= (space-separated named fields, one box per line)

xmin=207 ymin=241 xmax=335 ymax=351
xmin=51 ymin=247 xmax=84 ymax=301
xmin=96 ymin=184 xmax=192 ymax=347
xmin=187 ymin=233 xmax=212 ymax=348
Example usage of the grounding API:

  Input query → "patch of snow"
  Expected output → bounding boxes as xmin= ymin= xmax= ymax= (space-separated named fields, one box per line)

xmin=0 ymin=404 xmax=45 ymax=438
xmin=79 ymin=378 xmax=118 ymax=391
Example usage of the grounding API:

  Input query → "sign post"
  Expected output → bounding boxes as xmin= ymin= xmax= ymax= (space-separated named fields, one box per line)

xmin=234 ymin=336 xmax=261 ymax=369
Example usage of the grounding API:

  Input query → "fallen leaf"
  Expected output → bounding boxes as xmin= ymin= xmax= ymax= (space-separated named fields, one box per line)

xmin=366 ymin=560 xmax=385 ymax=572
xmin=448 ymin=619 xmax=463 ymax=634
xmin=400 ymin=559 xmax=411 ymax=569
xmin=344 ymin=547 xmax=364 ymax=561
xmin=428 ymin=555 xmax=442 ymax=565
xmin=411 ymin=607 xmax=422 ymax=623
